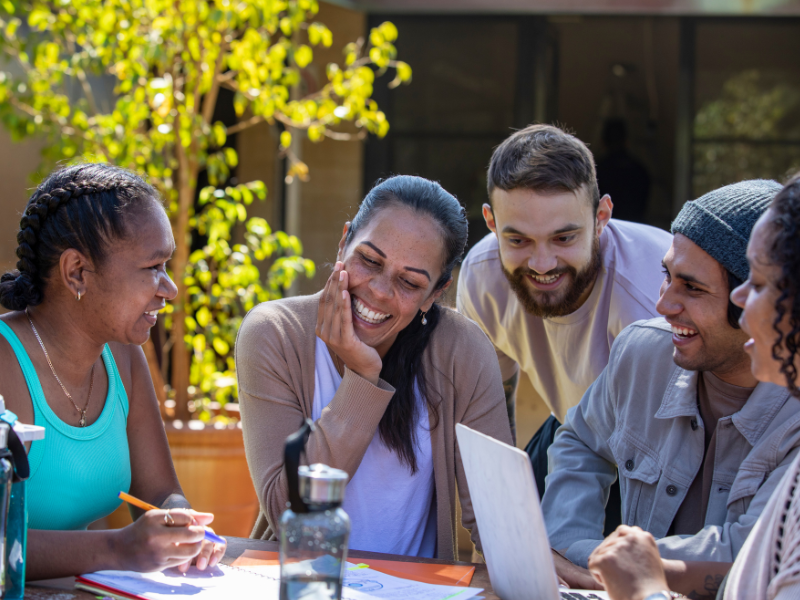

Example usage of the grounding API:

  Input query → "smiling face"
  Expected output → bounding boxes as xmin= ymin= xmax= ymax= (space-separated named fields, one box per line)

xmin=86 ymin=201 xmax=178 ymax=345
xmin=483 ymin=186 xmax=610 ymax=318
xmin=339 ymin=204 xmax=449 ymax=358
xmin=731 ymin=211 xmax=792 ymax=386
xmin=657 ymin=233 xmax=753 ymax=383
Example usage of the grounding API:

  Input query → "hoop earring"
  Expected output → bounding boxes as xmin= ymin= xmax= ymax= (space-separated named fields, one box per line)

xmin=421 ymin=311 xmax=428 ymax=326
xmin=76 ymin=291 xmax=82 ymax=301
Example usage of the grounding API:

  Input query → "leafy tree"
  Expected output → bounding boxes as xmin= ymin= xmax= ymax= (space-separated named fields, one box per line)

xmin=0 ymin=0 xmax=410 ymax=421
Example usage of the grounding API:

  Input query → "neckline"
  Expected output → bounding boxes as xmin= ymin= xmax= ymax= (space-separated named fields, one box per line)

xmin=0 ymin=321 xmax=118 ymax=440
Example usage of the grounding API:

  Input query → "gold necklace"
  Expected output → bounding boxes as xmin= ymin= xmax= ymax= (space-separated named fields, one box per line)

xmin=26 ymin=310 xmax=95 ymax=427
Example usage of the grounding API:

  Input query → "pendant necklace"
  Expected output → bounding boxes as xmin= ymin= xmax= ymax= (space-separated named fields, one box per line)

xmin=26 ymin=310 xmax=95 ymax=427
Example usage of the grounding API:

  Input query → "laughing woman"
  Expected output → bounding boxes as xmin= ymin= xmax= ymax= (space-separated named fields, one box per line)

xmin=237 ymin=175 xmax=512 ymax=558
xmin=0 ymin=164 xmax=225 ymax=579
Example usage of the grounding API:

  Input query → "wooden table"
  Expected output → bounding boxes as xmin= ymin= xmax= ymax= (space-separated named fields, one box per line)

xmin=25 ymin=536 xmax=498 ymax=599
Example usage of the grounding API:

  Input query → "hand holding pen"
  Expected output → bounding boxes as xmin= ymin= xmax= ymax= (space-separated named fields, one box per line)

xmin=117 ymin=491 xmax=227 ymax=573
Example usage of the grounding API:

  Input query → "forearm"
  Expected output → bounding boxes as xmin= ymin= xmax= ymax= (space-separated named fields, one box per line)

xmin=26 ymin=529 xmax=121 ymax=580
xmin=663 ymin=560 xmax=731 ymax=600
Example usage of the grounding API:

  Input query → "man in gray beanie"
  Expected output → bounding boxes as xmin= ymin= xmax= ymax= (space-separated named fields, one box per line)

xmin=541 ymin=180 xmax=800 ymax=596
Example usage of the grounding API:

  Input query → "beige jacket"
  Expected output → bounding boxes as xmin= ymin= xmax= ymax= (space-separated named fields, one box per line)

xmin=235 ymin=293 xmax=513 ymax=560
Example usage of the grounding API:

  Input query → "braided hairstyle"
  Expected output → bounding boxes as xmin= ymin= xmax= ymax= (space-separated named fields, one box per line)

xmin=0 ymin=163 xmax=159 ymax=311
xmin=768 ymin=174 xmax=800 ymax=397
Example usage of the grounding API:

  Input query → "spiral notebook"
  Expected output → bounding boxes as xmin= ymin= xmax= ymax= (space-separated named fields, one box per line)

xmin=77 ymin=559 xmax=481 ymax=600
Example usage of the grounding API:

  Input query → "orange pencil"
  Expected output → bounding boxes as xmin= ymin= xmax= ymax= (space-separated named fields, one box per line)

xmin=117 ymin=491 xmax=226 ymax=545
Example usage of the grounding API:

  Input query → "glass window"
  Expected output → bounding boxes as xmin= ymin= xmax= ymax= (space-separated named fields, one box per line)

xmin=693 ymin=20 xmax=800 ymax=197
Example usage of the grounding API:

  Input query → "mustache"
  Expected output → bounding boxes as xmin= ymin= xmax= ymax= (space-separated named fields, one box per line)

xmin=514 ymin=266 xmax=575 ymax=278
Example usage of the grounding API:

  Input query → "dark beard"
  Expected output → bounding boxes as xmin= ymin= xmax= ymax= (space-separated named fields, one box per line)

xmin=502 ymin=236 xmax=602 ymax=318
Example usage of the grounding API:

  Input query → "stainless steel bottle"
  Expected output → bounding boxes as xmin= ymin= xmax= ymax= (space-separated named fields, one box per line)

xmin=279 ymin=420 xmax=350 ymax=600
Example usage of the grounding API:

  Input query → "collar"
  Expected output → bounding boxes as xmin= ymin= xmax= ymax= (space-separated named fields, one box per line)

xmin=655 ymin=368 xmax=790 ymax=446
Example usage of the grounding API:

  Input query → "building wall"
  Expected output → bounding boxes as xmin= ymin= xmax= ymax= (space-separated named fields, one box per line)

xmin=0 ymin=130 xmax=44 ymax=273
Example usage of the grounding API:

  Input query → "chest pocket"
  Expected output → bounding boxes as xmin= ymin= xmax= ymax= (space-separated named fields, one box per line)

xmin=610 ymin=433 xmax=662 ymax=527
xmin=726 ymin=468 xmax=765 ymax=518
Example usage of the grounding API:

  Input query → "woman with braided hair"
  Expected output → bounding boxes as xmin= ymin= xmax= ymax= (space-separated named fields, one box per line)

xmin=584 ymin=174 xmax=800 ymax=600
xmin=0 ymin=163 xmax=226 ymax=578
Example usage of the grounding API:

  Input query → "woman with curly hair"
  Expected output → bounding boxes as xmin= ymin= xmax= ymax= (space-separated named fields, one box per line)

xmin=585 ymin=174 xmax=800 ymax=600
xmin=0 ymin=163 xmax=225 ymax=578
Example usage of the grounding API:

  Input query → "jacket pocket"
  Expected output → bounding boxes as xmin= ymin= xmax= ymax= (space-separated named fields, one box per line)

xmin=726 ymin=468 xmax=765 ymax=515
xmin=610 ymin=432 xmax=662 ymax=526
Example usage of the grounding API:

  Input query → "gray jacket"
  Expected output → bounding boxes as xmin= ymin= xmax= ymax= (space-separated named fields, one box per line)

xmin=542 ymin=318 xmax=800 ymax=568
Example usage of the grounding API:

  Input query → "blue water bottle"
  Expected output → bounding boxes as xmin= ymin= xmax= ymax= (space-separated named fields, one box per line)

xmin=0 ymin=396 xmax=44 ymax=599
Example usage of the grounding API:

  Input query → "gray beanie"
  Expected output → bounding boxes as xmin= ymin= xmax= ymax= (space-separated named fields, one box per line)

xmin=671 ymin=179 xmax=782 ymax=282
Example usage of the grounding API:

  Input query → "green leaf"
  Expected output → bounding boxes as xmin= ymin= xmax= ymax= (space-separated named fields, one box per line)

xmin=212 ymin=337 xmax=230 ymax=355
xmin=294 ymin=45 xmax=313 ymax=69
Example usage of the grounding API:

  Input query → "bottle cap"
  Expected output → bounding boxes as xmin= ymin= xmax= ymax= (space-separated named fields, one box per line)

xmin=298 ymin=463 xmax=348 ymax=505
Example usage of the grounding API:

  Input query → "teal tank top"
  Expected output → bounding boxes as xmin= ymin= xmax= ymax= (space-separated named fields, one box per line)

xmin=0 ymin=321 xmax=131 ymax=530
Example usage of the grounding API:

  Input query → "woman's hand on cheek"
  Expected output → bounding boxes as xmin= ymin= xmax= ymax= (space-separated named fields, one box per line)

xmin=316 ymin=262 xmax=382 ymax=385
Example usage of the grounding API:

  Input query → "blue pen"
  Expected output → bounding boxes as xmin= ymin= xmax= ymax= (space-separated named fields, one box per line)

xmin=118 ymin=491 xmax=226 ymax=545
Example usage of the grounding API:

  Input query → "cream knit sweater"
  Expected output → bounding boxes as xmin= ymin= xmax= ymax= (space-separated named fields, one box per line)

xmin=235 ymin=293 xmax=513 ymax=560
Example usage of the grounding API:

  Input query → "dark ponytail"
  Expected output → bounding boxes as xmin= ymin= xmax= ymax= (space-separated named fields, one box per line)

xmin=0 ymin=163 xmax=159 ymax=311
xmin=346 ymin=175 xmax=468 ymax=472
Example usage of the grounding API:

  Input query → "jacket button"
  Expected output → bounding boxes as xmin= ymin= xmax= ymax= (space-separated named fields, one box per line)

xmin=666 ymin=485 xmax=678 ymax=496
xmin=690 ymin=419 xmax=698 ymax=431
xmin=625 ymin=459 xmax=635 ymax=471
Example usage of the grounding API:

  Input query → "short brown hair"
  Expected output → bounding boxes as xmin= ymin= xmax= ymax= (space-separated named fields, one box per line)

xmin=487 ymin=124 xmax=600 ymax=212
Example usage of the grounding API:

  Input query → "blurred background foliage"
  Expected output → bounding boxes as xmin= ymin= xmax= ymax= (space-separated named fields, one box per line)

xmin=0 ymin=0 xmax=410 ymax=422
xmin=694 ymin=69 xmax=800 ymax=197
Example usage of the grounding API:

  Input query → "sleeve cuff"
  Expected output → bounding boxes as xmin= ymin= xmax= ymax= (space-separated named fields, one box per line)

xmin=564 ymin=539 xmax=604 ymax=569
xmin=325 ymin=367 xmax=396 ymax=434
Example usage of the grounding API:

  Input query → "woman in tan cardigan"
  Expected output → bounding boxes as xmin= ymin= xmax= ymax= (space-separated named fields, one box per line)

xmin=236 ymin=175 xmax=512 ymax=560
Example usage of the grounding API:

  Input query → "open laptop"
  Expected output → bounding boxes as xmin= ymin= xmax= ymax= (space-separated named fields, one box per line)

xmin=456 ymin=423 xmax=610 ymax=600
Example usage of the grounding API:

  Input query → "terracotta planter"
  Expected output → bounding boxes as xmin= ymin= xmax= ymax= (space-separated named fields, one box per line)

xmin=104 ymin=422 xmax=259 ymax=538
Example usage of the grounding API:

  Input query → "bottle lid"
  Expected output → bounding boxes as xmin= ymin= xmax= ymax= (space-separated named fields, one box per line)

xmin=298 ymin=463 xmax=348 ymax=505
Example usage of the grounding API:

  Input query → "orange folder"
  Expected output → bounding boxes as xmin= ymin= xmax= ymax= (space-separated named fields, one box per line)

xmin=231 ymin=549 xmax=475 ymax=587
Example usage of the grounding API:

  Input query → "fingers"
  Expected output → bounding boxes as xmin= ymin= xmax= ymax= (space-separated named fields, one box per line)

xmin=329 ymin=268 xmax=349 ymax=344
xmin=186 ymin=510 xmax=214 ymax=526
xmin=317 ymin=262 xmax=344 ymax=342
xmin=194 ymin=539 xmax=215 ymax=570
xmin=209 ymin=540 xmax=226 ymax=567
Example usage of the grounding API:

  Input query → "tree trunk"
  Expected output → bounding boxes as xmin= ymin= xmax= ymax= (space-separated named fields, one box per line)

xmin=170 ymin=148 xmax=197 ymax=422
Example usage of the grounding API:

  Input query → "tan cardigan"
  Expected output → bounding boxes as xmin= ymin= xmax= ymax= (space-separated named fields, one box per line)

xmin=235 ymin=293 xmax=513 ymax=560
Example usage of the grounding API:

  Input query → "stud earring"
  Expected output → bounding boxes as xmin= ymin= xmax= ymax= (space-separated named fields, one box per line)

xmin=421 ymin=311 xmax=428 ymax=326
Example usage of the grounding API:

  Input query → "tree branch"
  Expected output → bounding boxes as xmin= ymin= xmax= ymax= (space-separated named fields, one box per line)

xmin=225 ymin=114 xmax=266 ymax=136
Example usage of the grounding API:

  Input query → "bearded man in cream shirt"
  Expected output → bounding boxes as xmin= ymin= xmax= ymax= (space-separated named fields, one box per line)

xmin=457 ymin=124 xmax=671 ymax=519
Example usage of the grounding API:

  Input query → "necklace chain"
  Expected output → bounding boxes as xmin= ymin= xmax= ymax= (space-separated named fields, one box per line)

xmin=26 ymin=310 xmax=95 ymax=427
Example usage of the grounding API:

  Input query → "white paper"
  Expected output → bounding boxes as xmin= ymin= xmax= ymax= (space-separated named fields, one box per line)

xmin=81 ymin=561 xmax=483 ymax=600
xmin=81 ymin=564 xmax=279 ymax=600
xmin=242 ymin=562 xmax=484 ymax=600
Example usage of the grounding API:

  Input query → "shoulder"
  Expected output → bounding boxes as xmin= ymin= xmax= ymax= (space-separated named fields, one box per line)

xmin=607 ymin=317 xmax=674 ymax=368
xmin=428 ymin=306 xmax=499 ymax=367
xmin=457 ymin=234 xmax=513 ymax=321
xmin=106 ymin=341 xmax=149 ymax=408
xmin=236 ymin=293 xmax=319 ymax=367
xmin=603 ymin=221 xmax=671 ymax=307
xmin=459 ymin=234 xmax=503 ymax=287
xmin=603 ymin=220 xmax=672 ymax=271
xmin=238 ymin=294 xmax=319 ymax=342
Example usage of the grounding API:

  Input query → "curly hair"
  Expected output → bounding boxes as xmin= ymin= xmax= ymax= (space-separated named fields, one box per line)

xmin=0 ymin=163 xmax=158 ymax=311
xmin=767 ymin=174 xmax=800 ymax=397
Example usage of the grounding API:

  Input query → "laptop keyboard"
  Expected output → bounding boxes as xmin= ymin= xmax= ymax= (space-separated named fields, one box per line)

xmin=560 ymin=593 xmax=606 ymax=600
